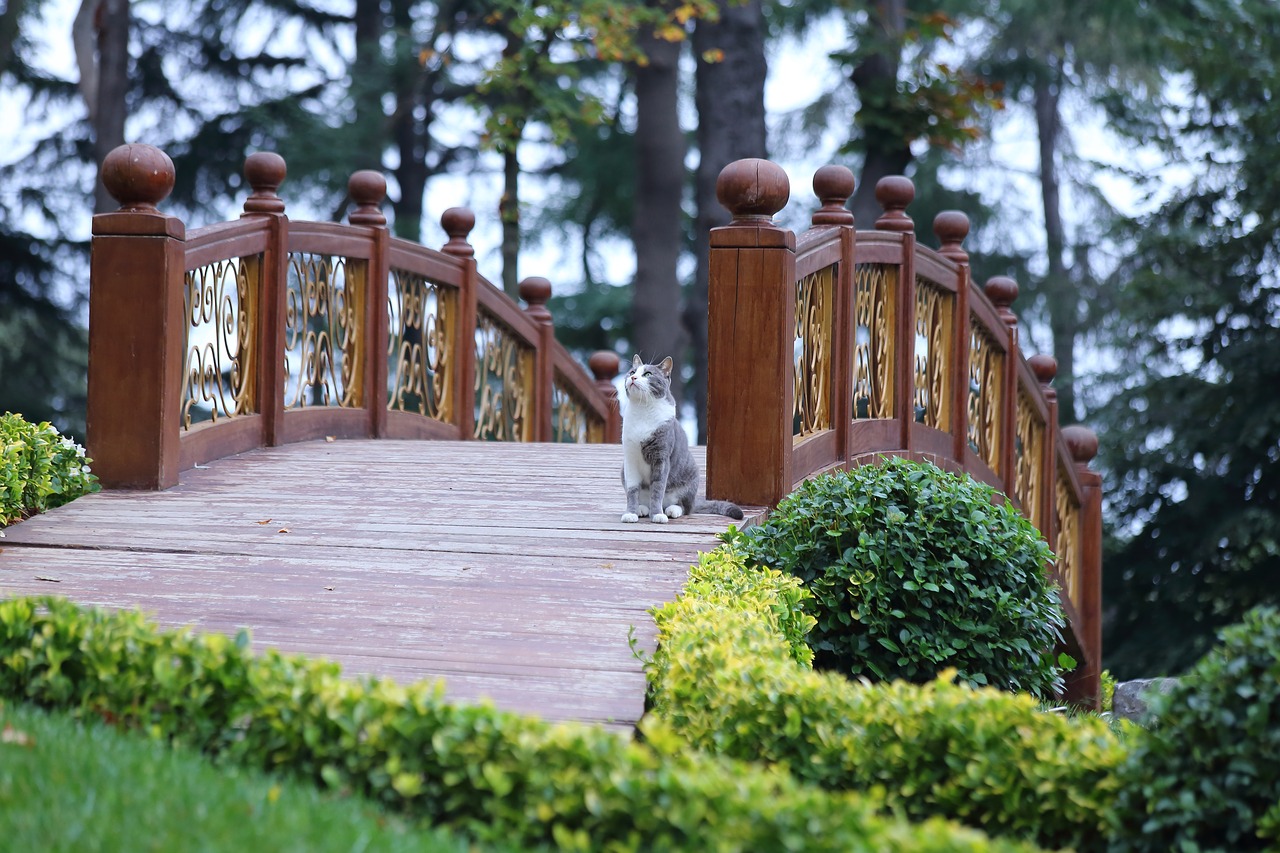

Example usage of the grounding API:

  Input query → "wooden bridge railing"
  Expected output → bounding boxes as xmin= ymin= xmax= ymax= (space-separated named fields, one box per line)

xmin=86 ymin=144 xmax=621 ymax=492
xmin=706 ymin=159 xmax=1103 ymax=706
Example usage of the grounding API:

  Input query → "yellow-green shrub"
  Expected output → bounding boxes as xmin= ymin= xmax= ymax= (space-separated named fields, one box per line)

xmin=647 ymin=547 xmax=1127 ymax=851
xmin=1 ymin=413 xmax=99 ymax=525
xmin=0 ymin=595 xmax=1040 ymax=853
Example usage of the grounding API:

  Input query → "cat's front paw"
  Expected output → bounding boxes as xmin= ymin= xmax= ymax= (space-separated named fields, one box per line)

xmin=637 ymin=504 xmax=650 ymax=517
xmin=621 ymin=512 xmax=640 ymax=523
xmin=664 ymin=505 xmax=683 ymax=518
xmin=651 ymin=513 xmax=669 ymax=524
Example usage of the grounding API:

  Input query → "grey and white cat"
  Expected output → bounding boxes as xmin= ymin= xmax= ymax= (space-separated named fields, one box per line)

xmin=620 ymin=355 xmax=744 ymax=524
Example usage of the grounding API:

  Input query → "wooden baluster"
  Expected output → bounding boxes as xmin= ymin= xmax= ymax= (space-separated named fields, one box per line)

xmin=348 ymin=169 xmax=389 ymax=437
xmin=985 ymin=274 xmax=1020 ymax=496
xmin=88 ymin=144 xmax=186 ymax=489
xmin=811 ymin=165 xmax=856 ymax=469
xmin=589 ymin=351 xmax=622 ymax=443
xmin=934 ymin=211 xmax=971 ymax=471
xmin=707 ymin=158 xmax=794 ymax=507
xmin=520 ymin=276 xmax=554 ymax=443
xmin=441 ymin=207 xmax=477 ymax=439
xmin=1062 ymin=424 xmax=1103 ymax=710
xmin=241 ymin=152 xmax=288 ymax=449
xmin=1029 ymin=352 xmax=1059 ymax=547
xmin=875 ymin=176 xmax=916 ymax=452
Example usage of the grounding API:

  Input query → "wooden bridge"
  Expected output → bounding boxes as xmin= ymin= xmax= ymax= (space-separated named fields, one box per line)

xmin=0 ymin=146 xmax=1103 ymax=726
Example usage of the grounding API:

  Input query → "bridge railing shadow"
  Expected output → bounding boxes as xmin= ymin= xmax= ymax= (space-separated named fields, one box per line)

xmin=706 ymin=159 xmax=1103 ymax=707
xmin=86 ymin=145 xmax=621 ymax=493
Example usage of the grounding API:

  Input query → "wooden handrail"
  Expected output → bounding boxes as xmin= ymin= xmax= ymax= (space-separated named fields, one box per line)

xmin=706 ymin=157 xmax=1104 ymax=707
xmin=86 ymin=143 xmax=621 ymax=493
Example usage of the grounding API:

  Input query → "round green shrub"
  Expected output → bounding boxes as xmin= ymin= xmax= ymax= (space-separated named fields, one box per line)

xmin=1112 ymin=606 xmax=1280 ymax=851
xmin=723 ymin=456 xmax=1066 ymax=698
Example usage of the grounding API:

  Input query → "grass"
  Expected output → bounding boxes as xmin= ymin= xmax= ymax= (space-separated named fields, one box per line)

xmin=0 ymin=699 xmax=512 ymax=853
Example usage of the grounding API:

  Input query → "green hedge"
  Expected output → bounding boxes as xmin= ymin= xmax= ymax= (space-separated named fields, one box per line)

xmin=647 ymin=548 xmax=1126 ymax=852
xmin=723 ymin=458 xmax=1066 ymax=698
xmin=1112 ymin=606 xmax=1280 ymax=851
xmin=1 ymin=412 xmax=99 ymax=526
xmin=0 ymin=595 xmax=1038 ymax=853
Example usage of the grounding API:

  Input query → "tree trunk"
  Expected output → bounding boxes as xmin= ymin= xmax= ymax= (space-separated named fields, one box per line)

xmin=847 ymin=0 xmax=911 ymax=228
xmin=391 ymin=0 xmax=427 ymax=241
xmin=631 ymin=27 xmax=687 ymax=385
xmin=1035 ymin=72 xmax=1078 ymax=422
xmin=352 ymin=0 xmax=385 ymax=174
xmin=690 ymin=0 xmax=767 ymax=441
xmin=76 ymin=0 xmax=129 ymax=214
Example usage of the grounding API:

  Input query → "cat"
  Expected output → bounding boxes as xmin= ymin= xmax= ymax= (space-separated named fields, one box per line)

xmin=620 ymin=354 xmax=744 ymax=524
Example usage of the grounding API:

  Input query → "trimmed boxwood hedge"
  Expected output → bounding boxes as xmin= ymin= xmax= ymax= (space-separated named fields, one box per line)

xmin=723 ymin=458 xmax=1067 ymax=698
xmin=0 ymin=595 xmax=1038 ymax=853
xmin=646 ymin=547 xmax=1127 ymax=852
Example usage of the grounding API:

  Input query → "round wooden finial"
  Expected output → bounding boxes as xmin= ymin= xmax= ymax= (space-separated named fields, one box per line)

xmin=1029 ymin=354 xmax=1057 ymax=386
xmin=811 ymin=165 xmax=855 ymax=226
xmin=874 ymin=175 xmax=915 ymax=231
xmin=1062 ymin=425 xmax=1099 ymax=465
xmin=242 ymin=151 xmax=287 ymax=215
xmin=348 ymin=170 xmax=387 ymax=226
xmin=519 ymin=276 xmax=553 ymax=324
xmin=984 ymin=275 xmax=1019 ymax=310
xmin=589 ymin=350 xmax=621 ymax=383
xmin=101 ymin=143 xmax=175 ymax=212
xmin=441 ymin=207 xmax=476 ymax=257
xmin=715 ymin=158 xmax=790 ymax=224
xmin=933 ymin=211 xmax=969 ymax=263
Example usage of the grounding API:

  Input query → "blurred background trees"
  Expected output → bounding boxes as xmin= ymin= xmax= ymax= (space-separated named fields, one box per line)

xmin=1 ymin=0 xmax=1276 ymax=678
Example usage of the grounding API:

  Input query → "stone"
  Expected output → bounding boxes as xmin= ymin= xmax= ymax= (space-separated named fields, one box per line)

xmin=1112 ymin=677 xmax=1180 ymax=724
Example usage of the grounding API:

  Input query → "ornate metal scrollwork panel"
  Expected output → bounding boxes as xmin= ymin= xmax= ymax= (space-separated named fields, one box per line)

xmin=1014 ymin=391 xmax=1047 ymax=531
xmin=967 ymin=324 xmax=1004 ymax=473
xmin=474 ymin=310 xmax=534 ymax=442
xmin=853 ymin=264 xmax=896 ymax=420
xmin=387 ymin=268 xmax=453 ymax=423
xmin=181 ymin=257 xmax=259 ymax=429
xmin=552 ymin=379 xmax=602 ymax=444
xmin=793 ymin=265 xmax=834 ymax=440
xmin=1055 ymin=465 xmax=1082 ymax=612
xmin=285 ymin=252 xmax=365 ymax=410
xmin=913 ymin=278 xmax=953 ymax=429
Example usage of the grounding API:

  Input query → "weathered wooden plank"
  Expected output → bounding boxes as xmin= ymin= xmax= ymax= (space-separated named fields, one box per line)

xmin=0 ymin=439 xmax=763 ymax=730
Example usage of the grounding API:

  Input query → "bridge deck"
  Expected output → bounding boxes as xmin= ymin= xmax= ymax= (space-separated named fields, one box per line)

xmin=0 ymin=440 xmax=760 ymax=731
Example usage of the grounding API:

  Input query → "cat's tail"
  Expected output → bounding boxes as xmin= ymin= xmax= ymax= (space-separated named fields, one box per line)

xmin=694 ymin=498 xmax=744 ymax=520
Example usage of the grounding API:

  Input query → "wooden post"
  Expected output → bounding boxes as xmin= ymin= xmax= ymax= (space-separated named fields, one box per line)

xmin=520 ymin=276 xmax=554 ymax=443
xmin=874 ymin=176 xmax=917 ymax=452
xmin=441 ymin=207 xmax=477 ymax=439
xmin=811 ymin=165 xmax=856 ymax=469
xmin=348 ymin=169 xmax=390 ymax=438
xmin=934 ymin=211 xmax=971 ymax=467
xmin=706 ymin=158 xmax=795 ymax=507
xmin=589 ymin=351 xmax=622 ymax=443
xmin=240 ymin=152 xmax=288 ymax=447
xmin=87 ymin=143 xmax=186 ymax=489
xmin=1063 ymin=425 xmax=1103 ymax=710
xmin=985 ymin=275 xmax=1021 ymax=498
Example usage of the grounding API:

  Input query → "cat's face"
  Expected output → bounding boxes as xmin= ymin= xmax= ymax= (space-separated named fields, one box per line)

xmin=624 ymin=355 xmax=674 ymax=403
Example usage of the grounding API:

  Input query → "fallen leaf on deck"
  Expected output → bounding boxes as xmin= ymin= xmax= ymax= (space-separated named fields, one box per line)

xmin=600 ymin=563 xmax=614 ymax=569
xmin=256 ymin=519 xmax=272 ymax=525
xmin=1 ymin=725 xmax=32 ymax=746
xmin=324 ymin=586 xmax=334 ymax=591
xmin=325 ymin=435 xmax=336 ymax=442
xmin=35 ymin=576 xmax=60 ymax=583
xmin=278 ymin=528 xmax=290 ymax=534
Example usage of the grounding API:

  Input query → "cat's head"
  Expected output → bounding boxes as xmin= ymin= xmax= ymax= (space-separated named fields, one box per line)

xmin=624 ymin=355 xmax=675 ymax=405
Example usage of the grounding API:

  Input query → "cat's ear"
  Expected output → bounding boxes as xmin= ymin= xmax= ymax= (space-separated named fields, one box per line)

xmin=632 ymin=354 xmax=643 ymax=369
xmin=658 ymin=356 xmax=673 ymax=376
